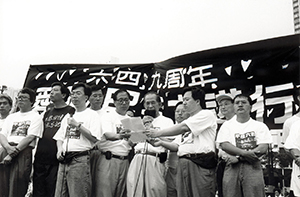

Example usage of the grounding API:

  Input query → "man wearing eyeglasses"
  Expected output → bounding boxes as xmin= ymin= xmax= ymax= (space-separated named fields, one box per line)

xmin=53 ymin=82 xmax=101 ymax=197
xmin=0 ymin=88 xmax=43 ymax=197
xmin=92 ymin=89 xmax=133 ymax=197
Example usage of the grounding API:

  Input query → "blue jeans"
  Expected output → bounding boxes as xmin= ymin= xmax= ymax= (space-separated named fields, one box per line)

xmin=223 ymin=161 xmax=265 ymax=197
xmin=55 ymin=155 xmax=91 ymax=197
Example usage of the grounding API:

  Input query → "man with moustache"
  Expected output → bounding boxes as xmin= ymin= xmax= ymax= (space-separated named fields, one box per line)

xmin=33 ymin=82 xmax=74 ymax=197
xmin=127 ymin=91 xmax=174 ymax=197
xmin=53 ymin=82 xmax=100 ymax=197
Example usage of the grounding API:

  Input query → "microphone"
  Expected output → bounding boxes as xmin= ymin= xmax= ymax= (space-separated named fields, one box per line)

xmin=69 ymin=107 xmax=75 ymax=117
xmin=144 ymin=109 xmax=156 ymax=118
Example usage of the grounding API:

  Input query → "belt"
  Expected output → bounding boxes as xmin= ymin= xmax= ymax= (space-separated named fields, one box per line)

xmin=65 ymin=150 xmax=90 ymax=158
xmin=179 ymin=153 xmax=203 ymax=158
xmin=101 ymin=152 xmax=128 ymax=160
xmin=136 ymin=151 xmax=163 ymax=157
xmin=8 ymin=142 xmax=18 ymax=146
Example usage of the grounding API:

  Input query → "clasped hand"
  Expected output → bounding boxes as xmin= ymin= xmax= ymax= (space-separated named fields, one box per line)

xmin=119 ymin=129 xmax=131 ymax=139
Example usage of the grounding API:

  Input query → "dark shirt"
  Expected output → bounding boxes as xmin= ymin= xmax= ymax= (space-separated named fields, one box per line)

xmin=34 ymin=105 xmax=74 ymax=164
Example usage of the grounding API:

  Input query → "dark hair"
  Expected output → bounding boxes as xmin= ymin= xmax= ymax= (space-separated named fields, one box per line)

xmin=19 ymin=88 xmax=36 ymax=105
xmin=182 ymin=87 xmax=206 ymax=109
xmin=72 ymin=82 xmax=92 ymax=98
xmin=175 ymin=101 xmax=183 ymax=110
xmin=233 ymin=93 xmax=253 ymax=105
xmin=293 ymin=87 xmax=300 ymax=106
xmin=51 ymin=82 xmax=70 ymax=102
xmin=91 ymin=85 xmax=103 ymax=92
xmin=0 ymin=94 xmax=12 ymax=106
xmin=111 ymin=89 xmax=133 ymax=101
xmin=144 ymin=91 xmax=161 ymax=103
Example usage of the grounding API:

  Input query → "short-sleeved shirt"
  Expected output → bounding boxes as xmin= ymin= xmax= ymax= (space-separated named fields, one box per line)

xmin=284 ymin=120 xmax=300 ymax=196
xmin=35 ymin=105 xmax=74 ymax=164
xmin=98 ymin=110 xmax=132 ymax=156
xmin=282 ymin=115 xmax=300 ymax=144
xmin=284 ymin=119 xmax=300 ymax=150
xmin=1 ymin=110 xmax=43 ymax=147
xmin=134 ymin=115 xmax=174 ymax=153
xmin=53 ymin=108 xmax=101 ymax=152
xmin=216 ymin=117 xmax=272 ymax=150
xmin=175 ymin=109 xmax=217 ymax=156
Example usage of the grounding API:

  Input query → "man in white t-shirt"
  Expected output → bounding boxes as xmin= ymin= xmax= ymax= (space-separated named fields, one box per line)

xmin=216 ymin=94 xmax=272 ymax=197
xmin=146 ymin=87 xmax=217 ymax=197
xmin=53 ymin=82 xmax=101 ymax=197
xmin=0 ymin=88 xmax=43 ymax=197
xmin=0 ymin=94 xmax=12 ymax=130
xmin=282 ymin=88 xmax=300 ymax=145
xmin=89 ymin=85 xmax=105 ymax=117
xmin=93 ymin=89 xmax=133 ymax=197
xmin=284 ymin=120 xmax=300 ymax=197
xmin=127 ymin=91 xmax=174 ymax=197
xmin=215 ymin=94 xmax=236 ymax=197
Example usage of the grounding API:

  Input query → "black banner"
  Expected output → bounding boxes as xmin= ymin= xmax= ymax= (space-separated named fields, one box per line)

xmin=24 ymin=34 xmax=300 ymax=145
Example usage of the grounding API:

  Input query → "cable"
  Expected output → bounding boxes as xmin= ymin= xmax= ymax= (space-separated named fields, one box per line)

xmin=132 ymin=141 xmax=148 ymax=197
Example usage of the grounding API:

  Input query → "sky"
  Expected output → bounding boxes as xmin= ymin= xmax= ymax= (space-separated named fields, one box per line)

xmin=0 ymin=0 xmax=295 ymax=89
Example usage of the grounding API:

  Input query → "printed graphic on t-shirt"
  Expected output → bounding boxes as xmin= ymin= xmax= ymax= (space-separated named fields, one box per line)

xmin=66 ymin=123 xmax=83 ymax=139
xmin=44 ymin=114 xmax=65 ymax=129
xmin=235 ymin=131 xmax=257 ymax=150
xmin=11 ymin=121 xmax=31 ymax=137
xmin=181 ymin=131 xmax=193 ymax=144
xmin=116 ymin=124 xmax=123 ymax=134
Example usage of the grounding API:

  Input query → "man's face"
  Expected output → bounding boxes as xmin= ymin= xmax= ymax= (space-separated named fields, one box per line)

xmin=0 ymin=98 xmax=12 ymax=116
xmin=17 ymin=93 xmax=32 ymax=111
xmin=70 ymin=87 xmax=87 ymax=107
xmin=175 ymin=104 xmax=189 ymax=123
xmin=50 ymin=85 xmax=65 ymax=103
xmin=114 ymin=91 xmax=130 ymax=114
xmin=219 ymin=99 xmax=234 ymax=117
xmin=144 ymin=94 xmax=161 ymax=115
xmin=89 ymin=89 xmax=104 ymax=109
xmin=183 ymin=91 xmax=198 ymax=114
xmin=234 ymin=96 xmax=251 ymax=115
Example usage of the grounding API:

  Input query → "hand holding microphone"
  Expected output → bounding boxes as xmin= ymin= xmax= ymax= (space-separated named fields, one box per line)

xmin=67 ymin=108 xmax=81 ymax=129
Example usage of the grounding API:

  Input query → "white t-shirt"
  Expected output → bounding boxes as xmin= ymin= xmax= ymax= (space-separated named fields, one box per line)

xmin=0 ymin=110 xmax=43 ymax=147
xmin=175 ymin=109 xmax=217 ymax=156
xmin=284 ymin=120 xmax=300 ymax=196
xmin=216 ymin=117 xmax=272 ymax=150
xmin=282 ymin=115 xmax=300 ymax=144
xmin=53 ymin=108 xmax=101 ymax=152
xmin=134 ymin=115 xmax=174 ymax=153
xmin=98 ymin=110 xmax=132 ymax=156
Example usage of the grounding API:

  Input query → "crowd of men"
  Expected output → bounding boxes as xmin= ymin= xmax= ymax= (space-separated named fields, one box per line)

xmin=0 ymin=82 xmax=298 ymax=197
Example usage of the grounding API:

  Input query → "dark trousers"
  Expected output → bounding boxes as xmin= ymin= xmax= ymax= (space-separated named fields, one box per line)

xmin=33 ymin=162 xmax=59 ymax=197
xmin=0 ymin=147 xmax=32 ymax=197
xmin=216 ymin=159 xmax=226 ymax=197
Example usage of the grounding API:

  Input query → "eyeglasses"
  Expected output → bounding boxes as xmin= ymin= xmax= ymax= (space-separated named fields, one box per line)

xmin=70 ymin=91 xmax=83 ymax=97
xmin=17 ymin=96 xmax=30 ymax=101
xmin=116 ymin=98 xmax=130 ymax=103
